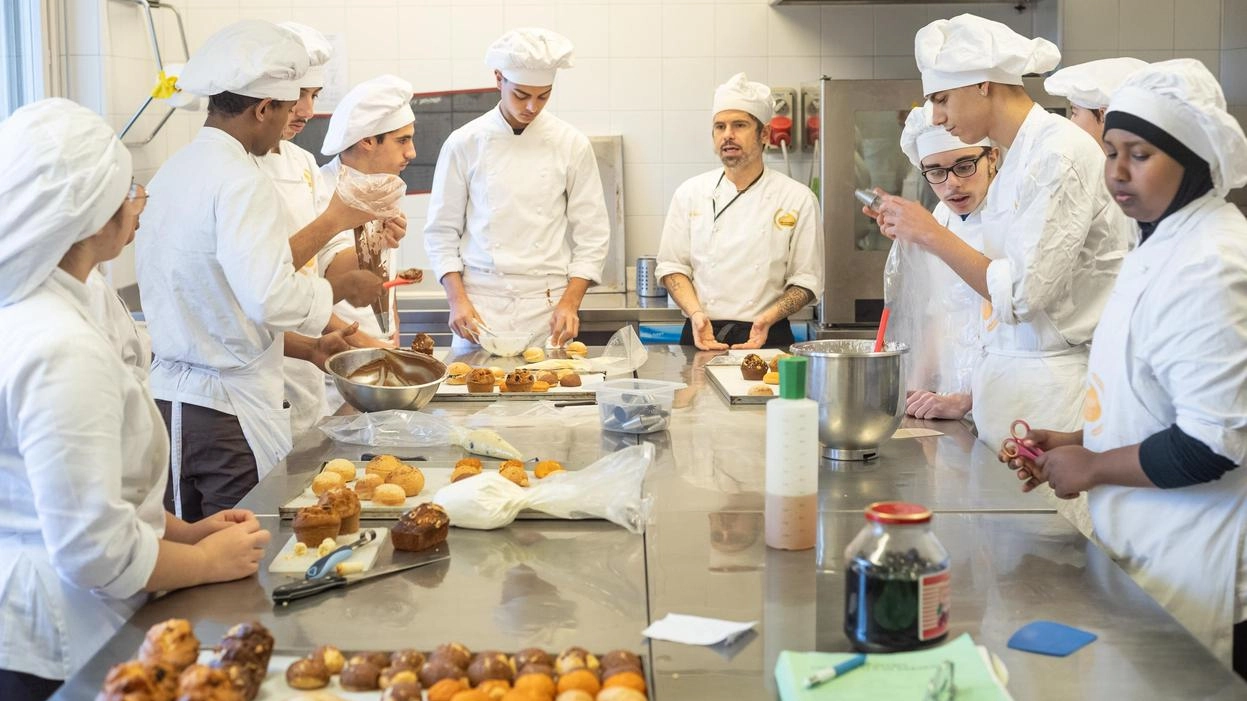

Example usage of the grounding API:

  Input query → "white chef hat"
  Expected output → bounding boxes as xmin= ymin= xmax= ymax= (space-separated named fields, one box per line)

xmin=279 ymin=21 xmax=333 ymax=89
xmin=1044 ymin=57 xmax=1148 ymax=110
xmin=0 ymin=99 xmax=132 ymax=305
xmin=900 ymin=102 xmax=991 ymax=167
xmin=321 ymin=74 xmax=415 ymax=156
xmin=1107 ymin=58 xmax=1247 ymax=197
xmin=915 ymin=14 xmax=1061 ymax=97
xmin=485 ymin=28 xmax=575 ymax=86
xmin=178 ymin=20 xmax=309 ymax=101
xmin=713 ymin=73 xmax=773 ymax=125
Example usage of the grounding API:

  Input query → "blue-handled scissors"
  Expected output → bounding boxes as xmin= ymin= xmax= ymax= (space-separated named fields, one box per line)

xmin=1001 ymin=419 xmax=1044 ymax=462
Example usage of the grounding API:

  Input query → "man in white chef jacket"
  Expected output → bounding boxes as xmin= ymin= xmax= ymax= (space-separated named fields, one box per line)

xmin=1044 ymin=57 xmax=1148 ymax=147
xmin=317 ymin=74 xmax=417 ymax=343
xmin=256 ymin=25 xmax=397 ymax=435
xmin=137 ymin=20 xmax=383 ymax=519
xmin=424 ymin=28 xmax=611 ymax=349
xmin=656 ymin=73 xmax=823 ymax=350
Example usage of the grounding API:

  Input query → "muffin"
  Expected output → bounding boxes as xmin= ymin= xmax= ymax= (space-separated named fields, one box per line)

xmin=365 ymin=454 xmax=406 ymax=481
xmin=740 ymin=354 xmax=767 ymax=381
xmin=340 ymin=660 xmax=381 ymax=691
xmin=176 ymin=664 xmax=243 ymax=701
xmin=762 ymin=370 xmax=780 ymax=385
xmin=768 ymin=352 xmax=792 ymax=372
xmin=392 ymin=503 xmax=450 ymax=552
xmin=522 ymin=347 xmax=545 ymax=363
xmin=382 ymin=679 xmax=423 ymax=701
xmin=286 ymin=657 xmax=330 ymax=690
xmin=310 ymin=471 xmax=344 ymax=496
xmin=420 ymin=658 xmax=468 ymax=688
xmin=466 ymin=367 xmax=496 ymax=394
xmin=748 ymin=385 xmax=774 ymax=396
xmin=533 ymin=460 xmax=565 ymax=479
xmin=410 ymin=332 xmax=435 ymax=355
xmin=293 ymin=504 xmax=340 ymax=546
xmin=317 ymin=487 xmax=361 ymax=535
xmin=451 ymin=463 xmax=482 ymax=483
xmin=310 ymin=645 xmax=346 ymax=674
xmin=499 ymin=464 xmax=530 ymax=488
xmin=559 ymin=373 xmax=582 ymax=388
xmin=139 ymin=618 xmax=199 ymax=672
xmin=387 ymin=465 xmax=426 ymax=497
xmin=565 ymin=340 xmax=588 ymax=357
xmin=504 ymin=369 xmax=535 ymax=392
xmin=353 ymin=473 xmax=384 ymax=500
xmin=468 ymin=651 xmax=515 ymax=685
xmin=322 ymin=458 xmax=357 ymax=483
xmin=372 ymin=483 xmax=407 ymax=506
xmin=430 ymin=642 xmax=473 ymax=669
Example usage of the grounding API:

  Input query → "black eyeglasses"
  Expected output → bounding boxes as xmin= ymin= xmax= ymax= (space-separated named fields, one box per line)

xmin=921 ymin=150 xmax=990 ymax=185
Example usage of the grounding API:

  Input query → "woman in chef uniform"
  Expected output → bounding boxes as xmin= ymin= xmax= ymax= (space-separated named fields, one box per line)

xmin=871 ymin=14 xmax=1133 ymax=448
xmin=1003 ymin=59 xmax=1247 ymax=676
xmin=1044 ymin=57 xmax=1148 ymax=146
xmin=889 ymin=102 xmax=996 ymax=420
xmin=0 ymin=100 xmax=270 ymax=701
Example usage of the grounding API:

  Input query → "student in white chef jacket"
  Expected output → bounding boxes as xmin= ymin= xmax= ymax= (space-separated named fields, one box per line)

xmin=1002 ymin=59 xmax=1247 ymax=677
xmin=888 ymin=103 xmax=996 ymax=420
xmin=656 ymin=73 xmax=823 ymax=350
xmin=871 ymin=14 xmax=1133 ymax=449
xmin=1044 ymin=57 xmax=1148 ymax=146
xmin=137 ymin=21 xmax=383 ymax=520
xmin=256 ymin=25 xmax=398 ymax=435
xmin=424 ymin=28 xmax=611 ymax=349
xmin=0 ymin=99 xmax=269 ymax=701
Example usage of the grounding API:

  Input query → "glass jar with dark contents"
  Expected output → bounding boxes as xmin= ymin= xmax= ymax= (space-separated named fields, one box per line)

xmin=844 ymin=502 xmax=950 ymax=652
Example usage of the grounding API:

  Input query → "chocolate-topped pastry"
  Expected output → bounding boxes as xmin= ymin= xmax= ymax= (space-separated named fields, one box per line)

xmin=600 ymin=650 xmax=643 ymax=675
xmin=350 ymin=651 xmax=392 ymax=670
xmin=381 ymin=679 xmax=423 ymax=701
xmin=339 ymin=660 xmax=381 ymax=691
xmin=467 ymin=650 xmax=515 ymax=685
xmin=410 ymin=332 xmax=435 ymax=355
xmin=379 ymin=667 xmax=419 ymax=689
xmin=139 ymin=618 xmax=200 ymax=672
xmin=219 ymin=621 xmax=274 ymax=665
xmin=392 ymin=502 xmax=450 ymax=552
xmin=176 ymin=664 xmax=244 ymax=701
xmin=389 ymin=649 xmax=426 ymax=671
xmin=285 ymin=657 xmax=330 ymax=690
xmin=430 ymin=641 xmax=472 ymax=668
xmin=740 ymin=353 xmax=767 ymax=381
xmin=418 ymin=657 xmax=467 ymax=687
xmin=555 ymin=647 xmax=600 ymax=677
xmin=309 ymin=644 xmax=346 ymax=675
xmin=513 ymin=648 xmax=553 ymax=670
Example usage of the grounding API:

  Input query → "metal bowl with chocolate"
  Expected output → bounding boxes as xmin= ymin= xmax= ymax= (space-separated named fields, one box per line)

xmin=326 ymin=349 xmax=448 ymax=413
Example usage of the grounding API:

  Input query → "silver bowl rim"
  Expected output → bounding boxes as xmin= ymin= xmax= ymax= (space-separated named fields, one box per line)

xmin=325 ymin=348 xmax=449 ymax=390
xmin=790 ymin=340 xmax=910 ymax=358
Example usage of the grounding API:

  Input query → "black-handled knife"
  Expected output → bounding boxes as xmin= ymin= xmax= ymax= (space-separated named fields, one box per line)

xmin=272 ymin=554 xmax=450 ymax=605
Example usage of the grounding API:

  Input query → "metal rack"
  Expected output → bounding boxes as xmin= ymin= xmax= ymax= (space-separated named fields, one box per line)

xmin=115 ymin=0 xmax=191 ymax=145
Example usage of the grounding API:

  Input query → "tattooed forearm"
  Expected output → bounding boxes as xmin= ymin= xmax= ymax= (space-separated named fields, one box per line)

xmin=772 ymin=285 xmax=815 ymax=319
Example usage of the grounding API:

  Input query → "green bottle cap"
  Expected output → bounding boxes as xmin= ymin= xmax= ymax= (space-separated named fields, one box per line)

xmin=777 ymin=356 xmax=807 ymax=399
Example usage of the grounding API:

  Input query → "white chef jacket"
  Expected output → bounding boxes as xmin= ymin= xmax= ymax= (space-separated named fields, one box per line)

xmin=317 ymin=156 xmax=388 ymax=341
xmin=655 ymin=168 xmax=823 ymax=322
xmin=423 ymin=105 xmax=611 ymax=285
xmin=85 ymin=269 xmax=149 ymax=381
xmin=256 ymin=140 xmax=336 ymax=435
xmin=0 ymin=269 xmax=167 ymax=680
xmin=1084 ymin=194 xmax=1247 ymax=663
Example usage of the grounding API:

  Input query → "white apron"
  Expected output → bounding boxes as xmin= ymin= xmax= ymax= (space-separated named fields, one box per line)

xmin=452 ymin=267 xmax=566 ymax=351
xmin=157 ymin=338 xmax=290 ymax=517
xmin=1085 ymin=198 xmax=1247 ymax=664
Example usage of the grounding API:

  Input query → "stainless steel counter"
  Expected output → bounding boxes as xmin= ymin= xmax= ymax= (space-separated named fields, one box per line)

xmin=52 ymin=344 xmax=1247 ymax=699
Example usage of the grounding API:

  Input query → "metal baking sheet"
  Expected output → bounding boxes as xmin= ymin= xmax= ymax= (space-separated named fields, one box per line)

xmin=431 ymin=371 xmax=604 ymax=403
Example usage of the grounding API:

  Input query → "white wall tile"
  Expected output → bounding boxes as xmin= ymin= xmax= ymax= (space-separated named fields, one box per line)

xmin=611 ymin=109 xmax=664 ymax=164
xmin=400 ymin=59 xmax=454 ymax=94
xmin=396 ymin=6 xmax=451 ymax=60
xmin=69 ymin=0 xmax=102 ymax=56
xmin=715 ymin=4 xmax=768 ymax=57
xmin=557 ymin=57 xmax=611 ymax=111
xmin=503 ymin=3 xmax=560 ymax=31
xmin=768 ymin=6 xmax=821 ymax=57
xmin=108 ymin=56 xmax=152 ymax=116
xmin=821 ymin=55 xmax=872 ymax=80
xmin=1063 ymin=0 xmax=1119 ymax=53
xmin=661 ymin=162 xmax=710 ymax=212
xmin=350 ymin=58 xmax=399 ymax=87
xmin=345 ymin=11 xmax=399 ymax=60
xmin=1222 ymin=49 xmax=1247 ymax=105
xmin=290 ymin=6 xmax=347 ymax=35
xmin=1224 ymin=0 xmax=1247 ymax=51
xmin=1173 ymin=0 xmax=1221 ymax=51
xmin=556 ymin=110 xmax=612 ymax=135
xmin=940 ymin=4 xmax=1033 ymax=38
xmin=821 ymin=6 xmax=872 ymax=57
xmin=661 ymin=57 xmax=715 ymax=110
xmin=452 ymin=59 xmax=496 ymax=90
xmin=624 ymin=214 xmax=665 ymax=262
xmin=106 ymin=1 xmax=148 ymax=60
xmin=451 ymin=4 xmax=504 ymax=60
xmin=1127 ymin=49 xmax=1176 ymax=62
xmin=1119 ymin=0 xmax=1174 ymax=51
xmin=662 ymin=109 xmax=715 ymax=162
xmin=67 ymin=55 xmax=105 ymax=113
xmin=558 ymin=4 xmax=610 ymax=58
xmin=623 ymin=163 xmax=665 ymax=216
xmin=872 ymin=5 xmax=926 ymax=56
xmin=663 ymin=4 xmax=716 ymax=57
xmin=184 ymin=6 xmax=241 ymax=52
xmin=872 ymin=55 xmax=919 ymax=80
xmin=608 ymin=58 xmax=662 ymax=110
xmin=1057 ymin=49 xmax=1120 ymax=69
xmin=767 ymin=55 xmax=820 ymax=88
xmin=715 ymin=56 xmax=767 ymax=85
xmin=609 ymin=5 xmax=662 ymax=58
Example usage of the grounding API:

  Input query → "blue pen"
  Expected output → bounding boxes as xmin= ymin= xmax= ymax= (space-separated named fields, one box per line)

xmin=803 ymin=653 xmax=867 ymax=689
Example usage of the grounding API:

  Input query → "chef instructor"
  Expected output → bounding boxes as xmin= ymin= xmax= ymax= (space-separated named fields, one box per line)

xmin=424 ymin=27 xmax=611 ymax=349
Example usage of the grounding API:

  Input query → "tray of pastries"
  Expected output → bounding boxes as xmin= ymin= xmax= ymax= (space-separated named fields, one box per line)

xmin=433 ymin=359 xmax=604 ymax=403
xmin=100 ymin=618 xmax=650 ymax=701
xmin=704 ymin=351 xmax=793 ymax=405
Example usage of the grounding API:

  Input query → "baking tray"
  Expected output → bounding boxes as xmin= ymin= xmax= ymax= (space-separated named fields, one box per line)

xmin=431 ymin=371 xmax=605 ymax=403
xmin=704 ymin=350 xmax=788 ymax=405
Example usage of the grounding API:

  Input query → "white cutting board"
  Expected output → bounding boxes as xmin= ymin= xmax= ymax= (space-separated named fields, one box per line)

xmin=705 ymin=350 xmax=788 ymax=405
xmin=266 ymin=528 xmax=388 ymax=575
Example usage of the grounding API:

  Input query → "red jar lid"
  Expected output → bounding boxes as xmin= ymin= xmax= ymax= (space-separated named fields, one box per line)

xmin=865 ymin=501 xmax=932 ymax=525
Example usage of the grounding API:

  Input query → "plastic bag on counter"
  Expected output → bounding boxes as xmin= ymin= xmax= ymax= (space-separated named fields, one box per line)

xmin=584 ymin=325 xmax=648 ymax=376
xmin=317 ymin=410 xmax=524 ymax=460
xmin=466 ymin=400 xmax=599 ymax=429
xmin=883 ymin=238 xmax=979 ymax=396
xmin=335 ymin=163 xmax=405 ymax=220
xmin=434 ymin=444 xmax=654 ymax=533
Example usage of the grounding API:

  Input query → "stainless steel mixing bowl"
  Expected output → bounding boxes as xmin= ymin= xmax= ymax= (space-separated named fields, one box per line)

xmin=790 ymin=339 xmax=908 ymax=460
xmin=326 ymin=348 xmax=447 ymax=413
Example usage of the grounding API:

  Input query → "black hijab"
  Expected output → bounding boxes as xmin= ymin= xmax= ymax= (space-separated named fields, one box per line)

xmin=1102 ymin=111 xmax=1214 ymax=242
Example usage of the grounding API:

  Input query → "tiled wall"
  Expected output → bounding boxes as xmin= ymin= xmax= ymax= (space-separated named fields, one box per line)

xmin=70 ymin=0 xmax=1242 ymax=290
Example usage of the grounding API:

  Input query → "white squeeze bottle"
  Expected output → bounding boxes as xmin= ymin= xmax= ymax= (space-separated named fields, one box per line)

xmin=765 ymin=355 xmax=820 ymax=550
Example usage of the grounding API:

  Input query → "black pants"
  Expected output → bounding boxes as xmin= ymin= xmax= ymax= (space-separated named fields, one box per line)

xmin=0 ymin=669 xmax=60 ymax=701
xmin=157 ymin=400 xmax=259 ymax=521
xmin=679 ymin=317 xmax=794 ymax=349
xmin=1235 ymin=620 xmax=1247 ymax=681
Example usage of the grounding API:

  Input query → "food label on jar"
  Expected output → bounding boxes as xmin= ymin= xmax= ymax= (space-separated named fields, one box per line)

xmin=918 ymin=569 xmax=951 ymax=641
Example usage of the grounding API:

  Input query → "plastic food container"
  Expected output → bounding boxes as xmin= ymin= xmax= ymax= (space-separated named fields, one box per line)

xmin=595 ymin=379 xmax=686 ymax=434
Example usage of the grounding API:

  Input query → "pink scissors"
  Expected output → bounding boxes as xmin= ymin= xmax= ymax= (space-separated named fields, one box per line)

xmin=1001 ymin=419 xmax=1045 ymax=461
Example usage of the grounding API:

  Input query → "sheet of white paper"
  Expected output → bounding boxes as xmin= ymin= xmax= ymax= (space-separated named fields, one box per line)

xmin=892 ymin=428 xmax=944 ymax=439
xmin=642 ymin=613 xmax=757 ymax=646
